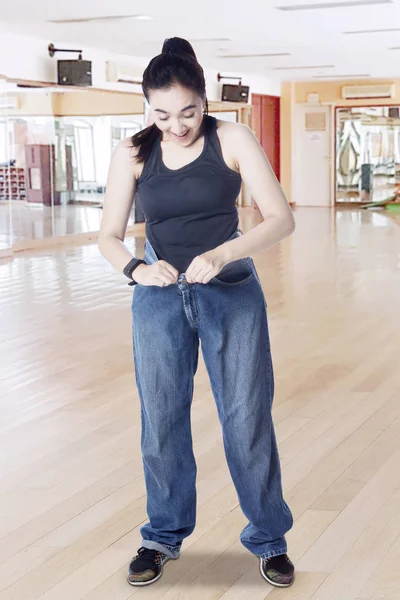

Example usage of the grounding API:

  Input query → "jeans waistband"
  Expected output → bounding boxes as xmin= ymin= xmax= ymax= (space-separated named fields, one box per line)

xmin=144 ymin=228 xmax=243 ymax=282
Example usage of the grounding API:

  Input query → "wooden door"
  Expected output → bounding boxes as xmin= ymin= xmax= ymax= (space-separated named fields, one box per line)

xmin=251 ymin=94 xmax=280 ymax=209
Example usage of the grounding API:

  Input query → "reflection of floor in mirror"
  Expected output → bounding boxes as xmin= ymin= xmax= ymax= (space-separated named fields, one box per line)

xmin=68 ymin=192 xmax=105 ymax=205
xmin=0 ymin=202 xmax=135 ymax=249
xmin=337 ymin=186 xmax=397 ymax=204
xmin=387 ymin=212 xmax=400 ymax=227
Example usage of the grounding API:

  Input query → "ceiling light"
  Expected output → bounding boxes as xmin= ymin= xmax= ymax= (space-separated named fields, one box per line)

xmin=276 ymin=0 xmax=391 ymax=11
xmin=219 ymin=53 xmax=291 ymax=58
xmin=313 ymin=74 xmax=370 ymax=78
xmin=47 ymin=15 xmax=153 ymax=23
xmin=273 ymin=65 xmax=335 ymax=70
xmin=343 ymin=27 xmax=400 ymax=34
xmin=190 ymin=38 xmax=232 ymax=43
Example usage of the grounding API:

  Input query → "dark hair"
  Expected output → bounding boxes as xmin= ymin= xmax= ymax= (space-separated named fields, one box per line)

xmin=132 ymin=37 xmax=208 ymax=163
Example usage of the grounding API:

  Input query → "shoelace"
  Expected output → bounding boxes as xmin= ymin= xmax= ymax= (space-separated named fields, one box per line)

xmin=137 ymin=547 xmax=165 ymax=564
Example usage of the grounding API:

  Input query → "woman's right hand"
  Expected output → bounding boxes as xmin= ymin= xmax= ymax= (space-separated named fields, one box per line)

xmin=132 ymin=261 xmax=179 ymax=287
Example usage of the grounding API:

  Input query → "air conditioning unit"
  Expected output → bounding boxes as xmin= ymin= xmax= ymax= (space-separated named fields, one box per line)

xmin=0 ymin=95 xmax=20 ymax=110
xmin=106 ymin=61 xmax=143 ymax=85
xmin=342 ymin=84 xmax=395 ymax=100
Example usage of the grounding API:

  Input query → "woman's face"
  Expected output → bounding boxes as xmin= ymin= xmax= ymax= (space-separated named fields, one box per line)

xmin=148 ymin=84 xmax=205 ymax=146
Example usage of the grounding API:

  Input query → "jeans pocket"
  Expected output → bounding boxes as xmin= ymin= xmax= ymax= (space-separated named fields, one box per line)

xmin=211 ymin=258 xmax=254 ymax=287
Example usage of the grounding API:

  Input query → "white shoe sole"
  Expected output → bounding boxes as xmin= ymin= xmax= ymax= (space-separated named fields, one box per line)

xmin=259 ymin=557 xmax=294 ymax=588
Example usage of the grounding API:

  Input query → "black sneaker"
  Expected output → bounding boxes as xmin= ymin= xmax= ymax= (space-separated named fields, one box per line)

xmin=259 ymin=554 xmax=295 ymax=587
xmin=127 ymin=547 xmax=171 ymax=586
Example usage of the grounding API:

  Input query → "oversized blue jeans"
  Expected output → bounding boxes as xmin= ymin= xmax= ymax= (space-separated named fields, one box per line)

xmin=131 ymin=230 xmax=293 ymax=560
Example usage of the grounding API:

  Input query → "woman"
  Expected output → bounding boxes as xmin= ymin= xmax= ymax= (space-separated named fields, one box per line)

xmin=99 ymin=37 xmax=295 ymax=589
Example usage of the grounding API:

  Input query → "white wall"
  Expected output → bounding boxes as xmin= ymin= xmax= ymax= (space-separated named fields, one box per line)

xmin=0 ymin=32 xmax=280 ymax=99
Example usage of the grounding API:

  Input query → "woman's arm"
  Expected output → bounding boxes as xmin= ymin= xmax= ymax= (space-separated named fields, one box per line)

xmin=98 ymin=139 xmax=139 ymax=272
xmin=218 ymin=123 xmax=295 ymax=264
xmin=99 ymin=138 xmax=179 ymax=287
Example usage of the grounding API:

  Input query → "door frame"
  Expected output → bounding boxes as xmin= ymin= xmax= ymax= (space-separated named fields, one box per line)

xmin=251 ymin=93 xmax=281 ymax=181
xmin=292 ymin=102 xmax=335 ymax=207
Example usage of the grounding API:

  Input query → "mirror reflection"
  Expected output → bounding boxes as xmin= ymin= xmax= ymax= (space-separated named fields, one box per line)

xmin=336 ymin=106 xmax=400 ymax=204
xmin=0 ymin=78 xmax=243 ymax=253
xmin=0 ymin=82 xmax=145 ymax=250
xmin=0 ymin=77 xmax=12 ymax=251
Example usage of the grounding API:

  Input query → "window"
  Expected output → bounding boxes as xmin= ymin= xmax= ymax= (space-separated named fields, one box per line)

xmin=72 ymin=120 xmax=96 ymax=183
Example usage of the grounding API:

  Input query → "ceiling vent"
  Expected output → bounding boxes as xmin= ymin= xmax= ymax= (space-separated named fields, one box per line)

xmin=0 ymin=95 xmax=20 ymax=110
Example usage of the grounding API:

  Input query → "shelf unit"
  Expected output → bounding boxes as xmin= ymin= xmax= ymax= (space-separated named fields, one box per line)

xmin=0 ymin=167 xmax=26 ymax=201
xmin=25 ymin=145 xmax=60 ymax=206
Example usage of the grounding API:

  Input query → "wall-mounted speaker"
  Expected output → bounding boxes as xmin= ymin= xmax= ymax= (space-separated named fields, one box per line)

xmin=57 ymin=60 xmax=92 ymax=86
xmin=221 ymin=84 xmax=249 ymax=103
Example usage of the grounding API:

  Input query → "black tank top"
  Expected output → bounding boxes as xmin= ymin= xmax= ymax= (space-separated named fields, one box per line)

xmin=136 ymin=115 xmax=242 ymax=274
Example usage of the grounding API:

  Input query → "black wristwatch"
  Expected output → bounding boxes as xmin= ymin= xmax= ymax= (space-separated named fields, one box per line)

xmin=123 ymin=258 xmax=145 ymax=286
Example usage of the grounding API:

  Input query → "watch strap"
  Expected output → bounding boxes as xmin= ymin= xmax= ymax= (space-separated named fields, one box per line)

xmin=123 ymin=257 xmax=145 ymax=284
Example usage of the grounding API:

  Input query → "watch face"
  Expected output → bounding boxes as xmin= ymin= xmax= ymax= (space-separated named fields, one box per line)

xmin=124 ymin=259 xmax=138 ymax=278
xmin=130 ymin=260 xmax=141 ymax=273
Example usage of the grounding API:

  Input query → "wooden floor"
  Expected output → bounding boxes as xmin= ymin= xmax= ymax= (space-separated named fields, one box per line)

xmin=0 ymin=207 xmax=399 ymax=600
xmin=0 ymin=202 xmax=117 ymax=251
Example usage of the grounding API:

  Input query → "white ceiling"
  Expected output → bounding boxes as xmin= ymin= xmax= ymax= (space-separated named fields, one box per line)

xmin=2 ymin=0 xmax=400 ymax=80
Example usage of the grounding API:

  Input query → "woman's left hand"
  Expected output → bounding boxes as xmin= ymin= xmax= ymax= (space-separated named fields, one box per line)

xmin=185 ymin=249 xmax=227 ymax=284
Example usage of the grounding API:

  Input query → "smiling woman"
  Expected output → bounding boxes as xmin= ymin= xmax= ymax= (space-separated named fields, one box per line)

xmin=152 ymin=92 xmax=203 ymax=144
xmin=131 ymin=37 xmax=207 ymax=163
xmin=98 ymin=36 xmax=295 ymax=590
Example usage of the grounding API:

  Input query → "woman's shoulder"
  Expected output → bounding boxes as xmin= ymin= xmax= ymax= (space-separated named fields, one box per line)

xmin=215 ymin=118 xmax=253 ymax=143
xmin=113 ymin=136 xmax=139 ymax=159
xmin=214 ymin=119 xmax=256 ymax=157
xmin=112 ymin=137 xmax=143 ymax=179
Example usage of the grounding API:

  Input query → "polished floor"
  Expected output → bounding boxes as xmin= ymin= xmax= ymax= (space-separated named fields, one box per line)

xmin=0 ymin=202 xmax=135 ymax=250
xmin=0 ymin=207 xmax=399 ymax=600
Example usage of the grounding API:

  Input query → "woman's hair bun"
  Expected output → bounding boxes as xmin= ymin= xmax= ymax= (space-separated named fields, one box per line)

xmin=161 ymin=37 xmax=197 ymax=61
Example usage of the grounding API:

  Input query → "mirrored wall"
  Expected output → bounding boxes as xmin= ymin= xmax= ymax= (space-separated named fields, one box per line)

xmin=0 ymin=77 xmax=11 ymax=251
xmin=0 ymin=77 xmax=243 ymax=253
xmin=336 ymin=106 xmax=400 ymax=204
xmin=0 ymin=81 xmax=145 ymax=252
